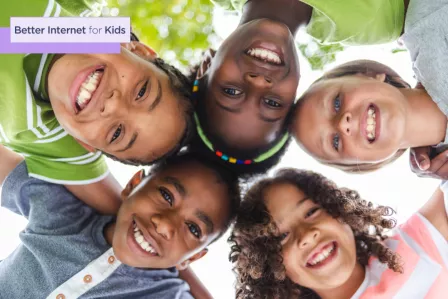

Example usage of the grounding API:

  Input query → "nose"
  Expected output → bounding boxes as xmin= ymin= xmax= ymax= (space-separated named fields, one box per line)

xmin=299 ymin=228 xmax=319 ymax=249
xmin=244 ymin=72 xmax=273 ymax=89
xmin=338 ymin=112 xmax=354 ymax=136
xmin=100 ymin=90 xmax=124 ymax=117
xmin=151 ymin=214 xmax=175 ymax=241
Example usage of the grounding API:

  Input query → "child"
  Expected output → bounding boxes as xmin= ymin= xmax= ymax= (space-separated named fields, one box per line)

xmin=291 ymin=60 xmax=448 ymax=173
xmin=189 ymin=0 xmax=306 ymax=177
xmin=0 ymin=150 xmax=240 ymax=299
xmin=190 ymin=0 xmax=409 ymax=176
xmin=0 ymin=0 xmax=194 ymax=214
xmin=229 ymin=168 xmax=448 ymax=298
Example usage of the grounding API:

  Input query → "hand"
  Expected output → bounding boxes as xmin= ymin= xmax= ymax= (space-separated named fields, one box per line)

xmin=410 ymin=146 xmax=448 ymax=179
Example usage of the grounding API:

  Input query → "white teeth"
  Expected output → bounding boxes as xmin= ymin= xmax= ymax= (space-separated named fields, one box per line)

xmin=75 ymin=70 xmax=102 ymax=111
xmin=308 ymin=244 xmax=335 ymax=266
xmin=247 ymin=48 xmax=282 ymax=65
xmin=366 ymin=107 xmax=376 ymax=141
xmin=132 ymin=222 xmax=158 ymax=255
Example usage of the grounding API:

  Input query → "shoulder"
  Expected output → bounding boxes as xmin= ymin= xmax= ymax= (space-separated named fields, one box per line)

xmin=418 ymin=185 xmax=448 ymax=241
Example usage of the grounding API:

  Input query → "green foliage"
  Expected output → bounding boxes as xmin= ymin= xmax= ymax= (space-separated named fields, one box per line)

xmin=298 ymin=40 xmax=345 ymax=71
xmin=110 ymin=0 xmax=216 ymax=71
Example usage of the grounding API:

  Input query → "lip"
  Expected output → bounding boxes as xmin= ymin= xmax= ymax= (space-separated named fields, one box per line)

xmin=244 ymin=40 xmax=286 ymax=67
xmin=69 ymin=64 xmax=105 ymax=114
xmin=360 ymin=104 xmax=381 ymax=144
xmin=305 ymin=241 xmax=338 ymax=269
xmin=132 ymin=217 xmax=162 ymax=257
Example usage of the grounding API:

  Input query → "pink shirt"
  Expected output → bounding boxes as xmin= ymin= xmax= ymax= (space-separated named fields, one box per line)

xmin=352 ymin=183 xmax=448 ymax=299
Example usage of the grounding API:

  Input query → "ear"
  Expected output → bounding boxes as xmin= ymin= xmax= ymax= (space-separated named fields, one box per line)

xmin=175 ymin=248 xmax=208 ymax=271
xmin=121 ymin=169 xmax=145 ymax=200
xmin=196 ymin=49 xmax=216 ymax=80
xmin=75 ymin=138 xmax=95 ymax=152
xmin=375 ymin=73 xmax=386 ymax=82
xmin=122 ymin=41 xmax=158 ymax=59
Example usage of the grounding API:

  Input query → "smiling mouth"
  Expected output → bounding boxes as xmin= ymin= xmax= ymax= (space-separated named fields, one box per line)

xmin=133 ymin=221 xmax=159 ymax=256
xmin=365 ymin=105 xmax=377 ymax=143
xmin=245 ymin=48 xmax=283 ymax=65
xmin=75 ymin=68 xmax=104 ymax=113
xmin=306 ymin=242 xmax=337 ymax=268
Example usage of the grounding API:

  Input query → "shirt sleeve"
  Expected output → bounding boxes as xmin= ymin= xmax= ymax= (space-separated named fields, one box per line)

xmin=24 ymin=148 xmax=109 ymax=185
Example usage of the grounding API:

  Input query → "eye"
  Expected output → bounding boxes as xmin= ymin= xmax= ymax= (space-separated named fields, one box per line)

xmin=223 ymin=87 xmax=242 ymax=96
xmin=264 ymin=98 xmax=282 ymax=108
xmin=110 ymin=124 xmax=122 ymax=143
xmin=136 ymin=80 xmax=149 ymax=101
xmin=332 ymin=134 xmax=340 ymax=151
xmin=305 ymin=207 xmax=320 ymax=218
xmin=334 ymin=94 xmax=341 ymax=112
xmin=159 ymin=187 xmax=174 ymax=206
xmin=279 ymin=232 xmax=289 ymax=242
xmin=187 ymin=223 xmax=202 ymax=239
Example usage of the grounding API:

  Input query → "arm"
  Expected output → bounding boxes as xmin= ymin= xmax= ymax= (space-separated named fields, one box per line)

xmin=419 ymin=187 xmax=448 ymax=240
xmin=0 ymin=145 xmax=24 ymax=186
xmin=65 ymin=173 xmax=122 ymax=215
xmin=179 ymin=267 xmax=213 ymax=299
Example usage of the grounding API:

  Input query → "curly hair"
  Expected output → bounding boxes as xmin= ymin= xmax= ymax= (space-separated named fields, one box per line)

xmin=294 ymin=60 xmax=411 ymax=174
xmin=229 ymin=168 xmax=403 ymax=299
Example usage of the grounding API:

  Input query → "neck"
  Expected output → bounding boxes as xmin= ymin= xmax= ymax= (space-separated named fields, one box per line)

xmin=399 ymin=88 xmax=447 ymax=149
xmin=240 ymin=0 xmax=312 ymax=36
xmin=316 ymin=263 xmax=365 ymax=299
xmin=104 ymin=222 xmax=116 ymax=245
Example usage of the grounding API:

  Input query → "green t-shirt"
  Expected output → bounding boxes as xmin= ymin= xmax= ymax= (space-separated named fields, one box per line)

xmin=0 ymin=0 xmax=113 ymax=184
xmin=211 ymin=0 xmax=405 ymax=45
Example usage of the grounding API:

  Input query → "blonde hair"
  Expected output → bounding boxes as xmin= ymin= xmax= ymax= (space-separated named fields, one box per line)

xmin=297 ymin=60 xmax=411 ymax=173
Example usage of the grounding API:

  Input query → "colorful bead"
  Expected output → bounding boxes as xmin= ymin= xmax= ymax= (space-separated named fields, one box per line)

xmin=244 ymin=160 xmax=252 ymax=165
xmin=216 ymin=151 xmax=223 ymax=157
xmin=229 ymin=158 xmax=237 ymax=163
xmin=193 ymin=85 xmax=199 ymax=92
xmin=236 ymin=160 xmax=244 ymax=165
xmin=221 ymin=155 xmax=229 ymax=161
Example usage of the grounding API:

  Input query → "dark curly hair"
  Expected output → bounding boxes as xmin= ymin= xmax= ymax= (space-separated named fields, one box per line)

xmin=229 ymin=168 xmax=403 ymax=299
xmin=294 ymin=60 xmax=411 ymax=174
xmin=187 ymin=63 xmax=292 ymax=179
xmin=103 ymin=33 xmax=195 ymax=166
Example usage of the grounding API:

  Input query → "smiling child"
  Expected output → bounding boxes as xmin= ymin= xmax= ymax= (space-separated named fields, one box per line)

xmin=0 ymin=0 xmax=193 ymax=213
xmin=0 ymin=151 xmax=240 ymax=298
xmin=230 ymin=168 xmax=448 ymax=299
xmin=291 ymin=60 xmax=448 ymax=173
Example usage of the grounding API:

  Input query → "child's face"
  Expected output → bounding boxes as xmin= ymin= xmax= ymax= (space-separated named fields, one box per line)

xmin=202 ymin=19 xmax=299 ymax=150
xmin=264 ymin=182 xmax=357 ymax=290
xmin=47 ymin=45 xmax=186 ymax=163
xmin=112 ymin=161 xmax=231 ymax=269
xmin=292 ymin=75 xmax=408 ymax=165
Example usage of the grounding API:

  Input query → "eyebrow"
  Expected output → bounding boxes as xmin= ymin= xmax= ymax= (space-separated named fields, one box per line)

xmin=117 ymin=132 xmax=138 ymax=152
xmin=148 ymin=79 xmax=162 ymax=112
xmin=163 ymin=176 xmax=187 ymax=197
xmin=195 ymin=210 xmax=214 ymax=235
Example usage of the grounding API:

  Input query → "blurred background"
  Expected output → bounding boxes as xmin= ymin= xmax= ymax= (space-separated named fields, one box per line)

xmin=0 ymin=1 xmax=440 ymax=299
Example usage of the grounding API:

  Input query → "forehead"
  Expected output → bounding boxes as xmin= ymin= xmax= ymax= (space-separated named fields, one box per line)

xmin=264 ymin=183 xmax=308 ymax=223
